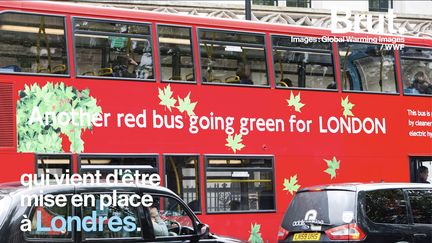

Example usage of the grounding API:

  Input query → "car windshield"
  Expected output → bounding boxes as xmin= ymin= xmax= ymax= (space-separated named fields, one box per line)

xmin=0 ymin=194 xmax=11 ymax=227
xmin=282 ymin=190 xmax=356 ymax=231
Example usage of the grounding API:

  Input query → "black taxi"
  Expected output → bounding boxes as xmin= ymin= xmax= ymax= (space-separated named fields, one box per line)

xmin=0 ymin=182 xmax=241 ymax=243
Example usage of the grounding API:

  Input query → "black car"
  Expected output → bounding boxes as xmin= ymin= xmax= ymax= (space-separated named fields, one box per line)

xmin=0 ymin=182 xmax=241 ymax=243
xmin=278 ymin=183 xmax=432 ymax=243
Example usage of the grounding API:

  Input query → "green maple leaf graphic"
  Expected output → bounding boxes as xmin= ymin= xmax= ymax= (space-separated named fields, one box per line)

xmin=158 ymin=84 xmax=177 ymax=111
xmin=283 ymin=174 xmax=301 ymax=195
xmin=248 ymin=223 xmax=264 ymax=243
xmin=176 ymin=92 xmax=197 ymax=116
xmin=341 ymin=96 xmax=355 ymax=118
xmin=225 ymin=133 xmax=245 ymax=153
xmin=324 ymin=156 xmax=340 ymax=179
xmin=287 ymin=91 xmax=305 ymax=112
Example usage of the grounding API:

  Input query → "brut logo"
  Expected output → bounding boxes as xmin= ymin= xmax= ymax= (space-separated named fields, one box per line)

xmin=331 ymin=9 xmax=402 ymax=34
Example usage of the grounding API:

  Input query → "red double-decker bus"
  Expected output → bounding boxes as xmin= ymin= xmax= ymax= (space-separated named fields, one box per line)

xmin=0 ymin=1 xmax=431 ymax=241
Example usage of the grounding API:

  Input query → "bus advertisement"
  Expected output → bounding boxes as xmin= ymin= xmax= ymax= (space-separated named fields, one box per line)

xmin=0 ymin=1 xmax=431 ymax=241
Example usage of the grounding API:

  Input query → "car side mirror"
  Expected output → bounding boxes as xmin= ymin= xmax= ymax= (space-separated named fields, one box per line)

xmin=198 ymin=223 xmax=210 ymax=238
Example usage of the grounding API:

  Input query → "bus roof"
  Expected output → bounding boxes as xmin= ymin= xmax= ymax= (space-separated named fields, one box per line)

xmin=0 ymin=0 xmax=430 ymax=47
xmin=299 ymin=182 xmax=432 ymax=192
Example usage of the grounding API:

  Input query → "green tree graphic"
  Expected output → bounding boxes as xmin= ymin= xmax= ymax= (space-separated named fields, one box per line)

xmin=17 ymin=82 xmax=102 ymax=153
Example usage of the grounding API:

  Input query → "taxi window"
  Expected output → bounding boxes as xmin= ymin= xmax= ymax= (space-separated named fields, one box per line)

xmin=150 ymin=195 xmax=196 ymax=239
xmin=26 ymin=197 xmax=73 ymax=239
xmin=81 ymin=193 xmax=142 ymax=240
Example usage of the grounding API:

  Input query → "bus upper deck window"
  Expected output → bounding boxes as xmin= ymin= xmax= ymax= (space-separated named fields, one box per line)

xmin=74 ymin=19 xmax=154 ymax=80
xmin=198 ymin=29 xmax=268 ymax=86
xmin=272 ymin=36 xmax=336 ymax=90
xmin=158 ymin=25 xmax=195 ymax=82
xmin=0 ymin=13 xmax=68 ymax=75
xmin=338 ymin=42 xmax=397 ymax=93
xmin=400 ymin=47 xmax=432 ymax=95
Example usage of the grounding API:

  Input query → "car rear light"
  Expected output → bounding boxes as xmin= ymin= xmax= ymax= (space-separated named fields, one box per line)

xmin=277 ymin=226 xmax=289 ymax=241
xmin=325 ymin=223 xmax=366 ymax=241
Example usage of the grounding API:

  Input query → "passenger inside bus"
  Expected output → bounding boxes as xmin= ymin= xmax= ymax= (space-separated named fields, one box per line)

xmin=112 ymin=55 xmax=138 ymax=78
xmin=237 ymin=65 xmax=253 ymax=85
xmin=278 ymin=78 xmax=293 ymax=87
xmin=229 ymin=200 xmax=240 ymax=210
xmin=417 ymin=166 xmax=430 ymax=183
xmin=412 ymin=71 xmax=432 ymax=94
xmin=326 ymin=81 xmax=337 ymax=89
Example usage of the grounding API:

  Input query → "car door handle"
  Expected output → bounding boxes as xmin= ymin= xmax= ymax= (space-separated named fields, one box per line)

xmin=413 ymin=233 xmax=427 ymax=238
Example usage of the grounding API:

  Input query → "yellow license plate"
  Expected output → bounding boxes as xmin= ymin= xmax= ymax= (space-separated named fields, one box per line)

xmin=293 ymin=232 xmax=321 ymax=241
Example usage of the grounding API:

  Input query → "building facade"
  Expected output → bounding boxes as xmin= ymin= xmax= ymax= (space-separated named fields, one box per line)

xmin=62 ymin=0 xmax=432 ymax=37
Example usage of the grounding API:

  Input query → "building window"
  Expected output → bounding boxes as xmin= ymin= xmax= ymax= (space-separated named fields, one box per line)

xmin=199 ymin=29 xmax=269 ymax=86
xmin=286 ymin=0 xmax=311 ymax=8
xmin=165 ymin=155 xmax=201 ymax=212
xmin=0 ymin=13 xmax=68 ymax=75
xmin=253 ymin=0 xmax=276 ymax=6
xmin=205 ymin=156 xmax=275 ymax=213
xmin=400 ymin=47 xmax=432 ymax=95
xmin=338 ymin=42 xmax=397 ymax=93
xmin=157 ymin=25 xmax=195 ymax=82
xmin=36 ymin=154 xmax=72 ymax=177
xmin=74 ymin=18 xmax=153 ymax=80
xmin=369 ymin=0 xmax=391 ymax=12
xmin=272 ymin=35 xmax=336 ymax=90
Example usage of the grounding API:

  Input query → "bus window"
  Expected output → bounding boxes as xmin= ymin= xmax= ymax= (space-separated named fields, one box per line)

xmin=158 ymin=25 xmax=195 ymax=82
xmin=205 ymin=156 xmax=275 ymax=213
xmin=165 ymin=155 xmax=200 ymax=212
xmin=272 ymin=36 xmax=336 ymax=89
xmin=36 ymin=154 xmax=72 ymax=177
xmin=199 ymin=29 xmax=268 ymax=86
xmin=79 ymin=155 xmax=158 ymax=177
xmin=338 ymin=42 xmax=397 ymax=93
xmin=400 ymin=47 xmax=432 ymax=95
xmin=0 ymin=13 xmax=68 ymax=75
xmin=74 ymin=19 xmax=154 ymax=80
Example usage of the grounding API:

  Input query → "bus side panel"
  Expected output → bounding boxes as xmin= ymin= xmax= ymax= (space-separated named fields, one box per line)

xmin=0 ymin=152 xmax=34 ymax=183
